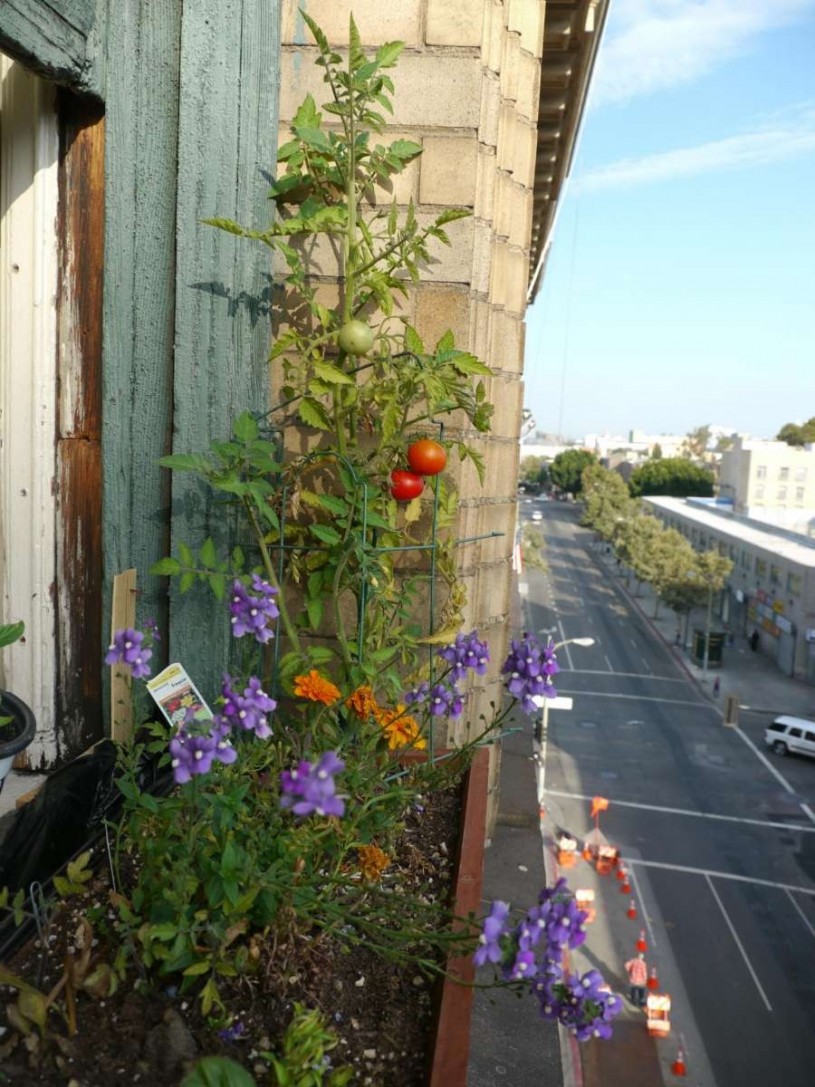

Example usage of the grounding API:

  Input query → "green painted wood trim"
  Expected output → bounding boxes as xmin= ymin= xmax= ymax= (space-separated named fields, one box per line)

xmin=102 ymin=1 xmax=181 ymax=654
xmin=168 ymin=0 xmax=280 ymax=689
xmin=0 ymin=0 xmax=100 ymax=93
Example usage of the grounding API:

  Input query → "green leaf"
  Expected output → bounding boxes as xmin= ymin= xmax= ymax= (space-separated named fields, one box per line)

xmin=295 ymin=127 xmax=332 ymax=153
xmin=159 ymin=453 xmax=212 ymax=473
xmin=388 ymin=138 xmax=421 ymax=162
xmin=148 ymin=922 xmax=179 ymax=942
xmin=309 ymin=524 xmax=342 ymax=545
xmin=375 ymin=41 xmax=405 ymax=69
xmin=180 ymin=571 xmax=195 ymax=594
xmin=0 ymin=620 xmax=24 ymax=649
xmin=233 ymin=412 xmax=259 ymax=443
xmin=180 ymin=1057 xmax=257 ymax=1087
xmin=150 ymin=557 xmax=181 ymax=577
xmin=298 ymin=398 xmax=332 ymax=431
xmin=313 ymin=360 xmax=354 ymax=386
xmin=306 ymin=596 xmax=323 ymax=630
xmin=199 ymin=537 xmax=217 ymax=569
xmin=435 ymin=207 xmax=471 ymax=227
xmin=404 ymin=325 xmax=424 ymax=356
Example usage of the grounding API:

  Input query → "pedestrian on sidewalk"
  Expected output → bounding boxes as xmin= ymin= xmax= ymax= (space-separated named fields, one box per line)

xmin=625 ymin=952 xmax=648 ymax=1008
xmin=750 ymin=629 xmax=759 ymax=652
xmin=713 ymin=676 xmax=720 ymax=697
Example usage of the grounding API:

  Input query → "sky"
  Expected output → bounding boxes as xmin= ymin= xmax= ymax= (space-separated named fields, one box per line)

xmin=525 ymin=0 xmax=815 ymax=443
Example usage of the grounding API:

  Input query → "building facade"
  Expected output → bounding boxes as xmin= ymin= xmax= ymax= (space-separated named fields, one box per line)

xmin=646 ymin=496 xmax=815 ymax=683
xmin=719 ymin=437 xmax=815 ymax=537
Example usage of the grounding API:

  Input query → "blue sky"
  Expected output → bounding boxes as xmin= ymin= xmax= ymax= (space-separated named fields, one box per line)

xmin=525 ymin=0 xmax=815 ymax=442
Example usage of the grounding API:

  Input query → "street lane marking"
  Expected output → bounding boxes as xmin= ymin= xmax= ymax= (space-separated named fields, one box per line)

xmin=556 ymin=689 xmax=708 ymax=708
xmin=626 ymin=857 xmax=815 ymax=897
xmin=603 ymin=655 xmax=614 ymax=672
xmin=705 ymin=875 xmax=773 ymax=1012
xmin=543 ymin=789 xmax=815 ymax=834
xmin=786 ymin=890 xmax=815 ymax=940
xmin=629 ymin=638 xmax=638 ymax=649
xmin=567 ymin=668 xmax=686 ymax=682
xmin=627 ymin=863 xmax=658 ymax=952
xmin=557 ymin=619 xmax=575 ymax=670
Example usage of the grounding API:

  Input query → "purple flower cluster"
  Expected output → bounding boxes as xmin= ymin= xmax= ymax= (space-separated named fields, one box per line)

xmin=169 ymin=719 xmax=237 ymax=785
xmin=229 ymin=574 xmax=280 ymax=644
xmin=280 ymin=751 xmax=346 ymax=819
xmin=221 ymin=674 xmax=276 ymax=739
xmin=500 ymin=633 xmax=560 ymax=714
xmin=438 ymin=631 xmax=490 ymax=681
xmin=473 ymin=878 xmax=622 ymax=1042
xmin=105 ymin=627 xmax=153 ymax=679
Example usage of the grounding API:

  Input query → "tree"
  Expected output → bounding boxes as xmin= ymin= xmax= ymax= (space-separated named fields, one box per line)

xmin=776 ymin=418 xmax=815 ymax=446
xmin=519 ymin=455 xmax=549 ymax=490
xmin=715 ymin=434 xmax=735 ymax=454
xmin=581 ymin=464 xmax=636 ymax=541
xmin=681 ymin=424 xmax=711 ymax=460
xmin=550 ymin=449 xmax=597 ymax=495
xmin=629 ymin=457 xmax=714 ymax=498
xmin=651 ymin=443 xmax=663 ymax=459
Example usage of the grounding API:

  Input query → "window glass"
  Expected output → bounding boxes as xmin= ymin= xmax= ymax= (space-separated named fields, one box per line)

xmin=756 ymin=465 xmax=767 ymax=479
xmin=795 ymin=467 xmax=807 ymax=482
xmin=777 ymin=487 xmax=787 ymax=501
xmin=790 ymin=729 xmax=802 ymax=739
xmin=779 ymin=467 xmax=789 ymax=481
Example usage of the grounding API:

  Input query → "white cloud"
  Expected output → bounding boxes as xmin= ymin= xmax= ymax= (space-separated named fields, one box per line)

xmin=578 ymin=105 xmax=815 ymax=191
xmin=592 ymin=0 xmax=815 ymax=106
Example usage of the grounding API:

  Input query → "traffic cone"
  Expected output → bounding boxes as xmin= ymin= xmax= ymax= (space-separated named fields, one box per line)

xmin=671 ymin=1047 xmax=687 ymax=1077
xmin=620 ymin=873 xmax=631 ymax=894
xmin=647 ymin=966 xmax=659 ymax=991
xmin=615 ymin=865 xmax=626 ymax=881
xmin=627 ymin=899 xmax=637 ymax=920
xmin=636 ymin=929 xmax=647 ymax=952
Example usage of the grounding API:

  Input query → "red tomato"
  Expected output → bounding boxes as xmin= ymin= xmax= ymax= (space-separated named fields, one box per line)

xmin=407 ymin=439 xmax=447 ymax=476
xmin=390 ymin=470 xmax=424 ymax=501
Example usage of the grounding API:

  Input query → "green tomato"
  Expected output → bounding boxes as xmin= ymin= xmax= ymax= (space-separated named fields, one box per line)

xmin=337 ymin=319 xmax=374 ymax=356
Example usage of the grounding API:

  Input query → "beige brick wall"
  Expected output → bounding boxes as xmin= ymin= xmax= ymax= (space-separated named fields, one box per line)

xmin=277 ymin=3 xmax=545 ymax=799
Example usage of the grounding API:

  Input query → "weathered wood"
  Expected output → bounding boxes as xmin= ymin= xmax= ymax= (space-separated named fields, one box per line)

xmin=101 ymin=1 xmax=181 ymax=672
xmin=0 ymin=0 xmax=99 ymax=92
xmin=168 ymin=0 xmax=279 ymax=687
xmin=56 ymin=90 xmax=104 ymax=759
xmin=109 ymin=569 xmax=137 ymax=742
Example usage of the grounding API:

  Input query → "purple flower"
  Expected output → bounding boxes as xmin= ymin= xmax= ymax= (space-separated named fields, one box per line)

xmin=280 ymin=751 xmax=346 ymax=819
xmin=428 ymin=682 xmax=464 ymax=718
xmin=169 ymin=720 xmax=237 ymax=785
xmin=438 ymin=631 xmax=490 ymax=681
xmin=221 ymin=674 xmax=276 ymax=739
xmin=229 ymin=575 xmax=280 ymax=644
xmin=105 ymin=627 xmax=154 ymax=679
xmin=473 ymin=900 xmax=510 ymax=966
xmin=217 ymin=1020 xmax=246 ymax=1043
xmin=504 ymin=947 xmax=538 ymax=981
xmin=501 ymin=633 xmax=559 ymax=715
xmin=404 ymin=681 xmax=430 ymax=706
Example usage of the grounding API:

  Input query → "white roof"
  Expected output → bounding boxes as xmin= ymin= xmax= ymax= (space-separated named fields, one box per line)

xmin=643 ymin=496 xmax=815 ymax=569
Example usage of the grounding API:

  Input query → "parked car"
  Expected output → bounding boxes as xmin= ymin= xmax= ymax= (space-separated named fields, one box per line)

xmin=531 ymin=511 xmax=543 ymax=522
xmin=764 ymin=715 xmax=815 ymax=759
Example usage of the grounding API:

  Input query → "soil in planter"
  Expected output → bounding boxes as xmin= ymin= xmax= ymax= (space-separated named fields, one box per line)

xmin=0 ymin=785 xmax=463 ymax=1086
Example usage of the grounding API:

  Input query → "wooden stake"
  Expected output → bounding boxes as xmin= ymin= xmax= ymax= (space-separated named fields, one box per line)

xmin=109 ymin=569 xmax=137 ymax=743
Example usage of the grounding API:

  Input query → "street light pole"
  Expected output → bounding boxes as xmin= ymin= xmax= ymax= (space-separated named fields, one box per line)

xmin=534 ymin=636 xmax=594 ymax=812
xmin=702 ymin=582 xmax=713 ymax=680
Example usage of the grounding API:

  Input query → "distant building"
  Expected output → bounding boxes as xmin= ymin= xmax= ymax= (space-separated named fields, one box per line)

xmin=645 ymin=496 xmax=815 ymax=683
xmin=719 ymin=437 xmax=815 ymax=538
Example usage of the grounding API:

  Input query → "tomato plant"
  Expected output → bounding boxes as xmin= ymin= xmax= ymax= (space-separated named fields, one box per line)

xmin=407 ymin=439 xmax=447 ymax=477
xmin=337 ymin=319 xmax=374 ymax=356
xmin=390 ymin=470 xmax=424 ymax=501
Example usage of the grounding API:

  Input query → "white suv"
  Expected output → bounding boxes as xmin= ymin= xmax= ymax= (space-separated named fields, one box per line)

xmin=764 ymin=716 xmax=815 ymax=759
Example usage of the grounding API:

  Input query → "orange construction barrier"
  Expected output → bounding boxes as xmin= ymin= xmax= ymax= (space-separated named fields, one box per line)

xmin=596 ymin=845 xmax=618 ymax=875
xmin=627 ymin=899 xmax=638 ymax=920
xmin=671 ymin=1046 xmax=687 ymax=1076
xmin=575 ymin=888 xmax=596 ymax=923
xmin=556 ymin=835 xmax=578 ymax=868
xmin=645 ymin=993 xmax=671 ymax=1038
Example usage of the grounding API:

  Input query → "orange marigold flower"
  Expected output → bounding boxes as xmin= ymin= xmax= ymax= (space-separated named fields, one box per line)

xmin=358 ymin=844 xmax=390 ymax=882
xmin=293 ymin=670 xmax=342 ymax=705
xmin=378 ymin=705 xmax=427 ymax=750
xmin=345 ymin=684 xmax=380 ymax=720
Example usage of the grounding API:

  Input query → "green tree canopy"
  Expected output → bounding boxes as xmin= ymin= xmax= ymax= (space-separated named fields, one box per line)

xmin=776 ymin=418 xmax=815 ymax=446
xmin=681 ymin=424 xmax=711 ymax=460
xmin=629 ymin=457 xmax=714 ymax=498
xmin=519 ymin=455 xmax=549 ymax=490
xmin=581 ymin=464 xmax=636 ymax=540
xmin=550 ymin=449 xmax=597 ymax=495
xmin=651 ymin=442 xmax=663 ymax=459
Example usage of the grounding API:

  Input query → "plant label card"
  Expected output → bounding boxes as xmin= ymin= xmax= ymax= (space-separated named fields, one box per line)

xmin=146 ymin=663 xmax=214 ymax=729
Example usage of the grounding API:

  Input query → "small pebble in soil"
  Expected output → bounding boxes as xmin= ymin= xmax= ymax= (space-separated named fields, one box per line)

xmin=355 ymin=976 xmax=365 ymax=987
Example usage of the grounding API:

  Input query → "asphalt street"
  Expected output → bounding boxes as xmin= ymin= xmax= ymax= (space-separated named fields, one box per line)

xmin=525 ymin=500 xmax=815 ymax=1087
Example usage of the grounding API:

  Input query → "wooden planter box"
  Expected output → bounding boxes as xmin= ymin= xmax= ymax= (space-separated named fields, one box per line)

xmin=426 ymin=746 xmax=490 ymax=1087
